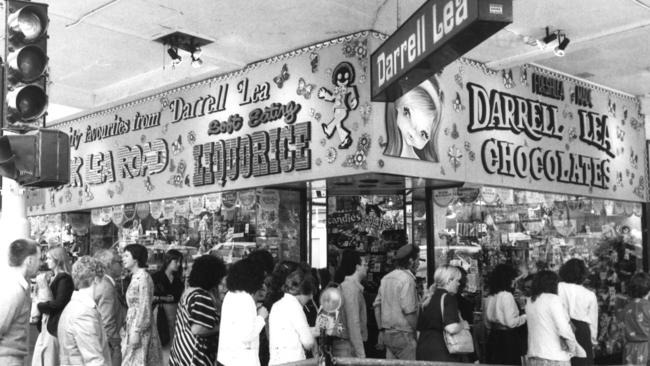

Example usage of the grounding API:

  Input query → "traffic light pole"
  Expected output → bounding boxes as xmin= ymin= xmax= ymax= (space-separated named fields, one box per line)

xmin=0 ymin=174 xmax=30 ymax=270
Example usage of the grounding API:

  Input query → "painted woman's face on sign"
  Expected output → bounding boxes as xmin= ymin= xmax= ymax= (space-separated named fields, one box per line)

xmin=394 ymin=86 xmax=439 ymax=150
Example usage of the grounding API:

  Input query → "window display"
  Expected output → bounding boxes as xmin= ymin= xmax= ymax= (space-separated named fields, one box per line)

xmin=432 ymin=185 xmax=643 ymax=362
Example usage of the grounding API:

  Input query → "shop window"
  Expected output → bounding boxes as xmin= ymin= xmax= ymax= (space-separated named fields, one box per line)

xmin=432 ymin=185 xmax=643 ymax=362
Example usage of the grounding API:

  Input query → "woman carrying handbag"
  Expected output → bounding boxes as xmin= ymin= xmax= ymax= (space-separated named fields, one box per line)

xmin=416 ymin=265 xmax=473 ymax=362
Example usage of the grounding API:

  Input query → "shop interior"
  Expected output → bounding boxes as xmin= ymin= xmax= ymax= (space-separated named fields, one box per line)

xmin=28 ymin=174 xmax=646 ymax=361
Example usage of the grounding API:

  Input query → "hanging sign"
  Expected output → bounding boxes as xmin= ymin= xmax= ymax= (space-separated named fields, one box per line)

xmin=123 ymin=204 xmax=136 ymax=221
xmin=433 ymin=188 xmax=457 ymax=207
xmin=136 ymin=202 xmax=150 ymax=219
xmin=162 ymin=200 xmax=176 ymax=219
xmin=371 ymin=0 xmax=512 ymax=101
xmin=205 ymin=193 xmax=222 ymax=211
xmin=112 ymin=205 xmax=125 ymax=225
xmin=150 ymin=201 xmax=163 ymax=219
xmin=190 ymin=196 xmax=204 ymax=215
xmin=175 ymin=198 xmax=190 ymax=217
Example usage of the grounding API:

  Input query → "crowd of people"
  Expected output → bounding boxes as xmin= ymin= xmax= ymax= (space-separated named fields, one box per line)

xmin=2 ymin=238 xmax=650 ymax=366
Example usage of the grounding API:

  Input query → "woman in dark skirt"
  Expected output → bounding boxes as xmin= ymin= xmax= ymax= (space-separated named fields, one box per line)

xmin=416 ymin=265 xmax=468 ymax=362
xmin=484 ymin=264 xmax=527 ymax=365
xmin=558 ymin=259 xmax=598 ymax=366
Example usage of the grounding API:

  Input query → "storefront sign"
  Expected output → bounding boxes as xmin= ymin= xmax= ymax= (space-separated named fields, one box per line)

xmin=327 ymin=211 xmax=363 ymax=226
xmin=380 ymin=60 xmax=647 ymax=202
xmin=32 ymin=32 xmax=379 ymax=215
xmin=371 ymin=0 xmax=512 ymax=101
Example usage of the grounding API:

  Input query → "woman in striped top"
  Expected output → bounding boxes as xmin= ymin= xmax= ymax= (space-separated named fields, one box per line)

xmin=169 ymin=255 xmax=227 ymax=366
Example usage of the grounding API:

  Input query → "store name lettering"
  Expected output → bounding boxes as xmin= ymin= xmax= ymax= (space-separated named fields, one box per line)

xmin=327 ymin=212 xmax=362 ymax=225
xmin=578 ymin=109 xmax=614 ymax=158
xmin=482 ymin=138 xmax=610 ymax=189
xmin=207 ymin=101 xmax=302 ymax=136
xmin=375 ymin=0 xmax=468 ymax=89
xmin=571 ymin=85 xmax=592 ymax=108
xmin=69 ymin=139 xmax=169 ymax=187
xmin=193 ymin=121 xmax=312 ymax=187
xmin=466 ymin=82 xmax=562 ymax=141
xmin=168 ymin=84 xmax=229 ymax=123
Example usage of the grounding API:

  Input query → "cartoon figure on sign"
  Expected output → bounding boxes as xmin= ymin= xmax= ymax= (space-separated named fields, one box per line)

xmin=384 ymin=75 xmax=444 ymax=161
xmin=318 ymin=61 xmax=359 ymax=149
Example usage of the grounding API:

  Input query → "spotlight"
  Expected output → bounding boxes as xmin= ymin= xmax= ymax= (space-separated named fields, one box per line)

xmin=554 ymin=36 xmax=570 ymax=57
xmin=191 ymin=54 xmax=203 ymax=68
xmin=192 ymin=46 xmax=202 ymax=58
xmin=536 ymin=27 xmax=558 ymax=49
xmin=167 ymin=47 xmax=182 ymax=65
xmin=542 ymin=32 xmax=557 ymax=44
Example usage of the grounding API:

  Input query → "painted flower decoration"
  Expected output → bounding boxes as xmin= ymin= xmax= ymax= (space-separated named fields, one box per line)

xmin=64 ymin=189 xmax=73 ymax=203
xmin=453 ymin=93 xmax=464 ymax=112
xmin=359 ymin=103 xmax=372 ymax=124
xmin=568 ymin=127 xmax=578 ymax=141
xmin=357 ymin=133 xmax=371 ymax=153
xmin=355 ymin=40 xmax=368 ymax=59
xmin=315 ymin=158 xmax=322 ymax=166
xmin=342 ymin=43 xmax=356 ymax=57
xmin=353 ymin=150 xmax=366 ymax=167
xmin=448 ymin=145 xmax=463 ymax=171
xmin=145 ymin=176 xmax=155 ymax=191
xmin=187 ymin=131 xmax=197 ymax=145
xmin=326 ymin=147 xmax=337 ymax=163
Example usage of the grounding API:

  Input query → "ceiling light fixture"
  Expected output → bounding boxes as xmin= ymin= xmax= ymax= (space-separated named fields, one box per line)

xmin=536 ymin=26 xmax=559 ymax=49
xmin=167 ymin=46 xmax=182 ymax=66
xmin=554 ymin=34 xmax=571 ymax=57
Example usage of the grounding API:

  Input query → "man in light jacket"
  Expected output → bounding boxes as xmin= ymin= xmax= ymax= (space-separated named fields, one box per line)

xmin=93 ymin=249 xmax=125 ymax=366
xmin=339 ymin=252 xmax=369 ymax=357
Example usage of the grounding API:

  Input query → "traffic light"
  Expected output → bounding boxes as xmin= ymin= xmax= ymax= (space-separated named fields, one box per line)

xmin=0 ymin=129 xmax=69 ymax=187
xmin=3 ymin=0 xmax=49 ymax=131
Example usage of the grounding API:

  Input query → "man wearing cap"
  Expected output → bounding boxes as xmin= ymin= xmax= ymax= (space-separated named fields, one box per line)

xmin=373 ymin=244 xmax=420 ymax=360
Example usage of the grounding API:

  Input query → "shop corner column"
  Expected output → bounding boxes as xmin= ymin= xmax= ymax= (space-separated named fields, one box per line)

xmin=0 ymin=178 xmax=31 ymax=271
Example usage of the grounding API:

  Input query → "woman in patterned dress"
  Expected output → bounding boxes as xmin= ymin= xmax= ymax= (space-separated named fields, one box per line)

xmin=622 ymin=272 xmax=650 ymax=366
xmin=121 ymin=244 xmax=163 ymax=366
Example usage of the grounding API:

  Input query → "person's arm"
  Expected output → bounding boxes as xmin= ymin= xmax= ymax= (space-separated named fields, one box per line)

xmin=93 ymin=280 xmax=117 ymax=338
xmin=0 ymin=287 xmax=23 ymax=337
xmin=500 ymin=292 xmax=526 ymax=328
xmin=551 ymin=296 xmax=586 ymax=357
xmin=231 ymin=293 xmax=266 ymax=344
xmin=587 ymin=292 xmax=599 ymax=345
xmin=400 ymin=278 xmax=419 ymax=331
xmin=73 ymin=311 xmax=109 ymax=366
xmin=373 ymin=291 xmax=383 ymax=330
xmin=130 ymin=273 xmax=153 ymax=345
xmin=37 ymin=274 xmax=74 ymax=314
xmin=341 ymin=285 xmax=365 ymax=357
xmin=442 ymin=294 xmax=464 ymax=334
xmin=171 ymin=277 xmax=184 ymax=303
xmin=189 ymin=291 xmax=219 ymax=338
xmin=290 ymin=302 xmax=315 ymax=351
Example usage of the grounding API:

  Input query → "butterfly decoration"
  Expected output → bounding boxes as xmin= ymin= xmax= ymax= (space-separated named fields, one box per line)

xmin=273 ymin=64 xmax=290 ymax=88
xmin=562 ymin=105 xmax=574 ymax=120
xmin=64 ymin=189 xmax=73 ymax=203
xmin=608 ymin=98 xmax=616 ymax=115
xmin=630 ymin=117 xmax=642 ymax=130
xmin=168 ymin=174 xmax=183 ymax=188
xmin=162 ymin=123 xmax=169 ymax=134
xmin=440 ymin=166 xmax=446 ymax=176
xmin=359 ymin=103 xmax=371 ymax=124
xmin=140 ymin=134 xmax=147 ymax=143
xmin=187 ymin=131 xmax=197 ymax=145
xmin=185 ymin=175 xmax=191 ymax=187
xmin=144 ymin=176 xmax=155 ymax=192
xmin=520 ymin=66 xmax=528 ymax=86
xmin=616 ymin=172 xmax=623 ymax=186
xmin=502 ymin=69 xmax=515 ymax=89
xmin=630 ymin=150 xmax=639 ymax=169
xmin=84 ymin=185 xmax=94 ymax=201
xmin=622 ymin=109 xmax=628 ymax=125
xmin=50 ymin=193 xmax=56 ymax=207
xmin=171 ymin=135 xmax=184 ymax=155
xmin=463 ymin=141 xmax=471 ymax=151
xmin=468 ymin=151 xmax=476 ymax=161
xmin=160 ymin=97 xmax=170 ymax=109
xmin=448 ymin=145 xmax=463 ymax=171
xmin=296 ymin=78 xmax=315 ymax=99
xmin=326 ymin=147 xmax=337 ymax=164
xmin=310 ymin=52 xmax=319 ymax=73
xmin=107 ymin=189 xmax=115 ymax=198
xmin=616 ymin=126 xmax=625 ymax=141
xmin=116 ymin=181 xmax=124 ymax=194
xmin=454 ymin=73 xmax=463 ymax=89
xmin=568 ymin=127 xmax=578 ymax=141
xmin=309 ymin=108 xmax=322 ymax=122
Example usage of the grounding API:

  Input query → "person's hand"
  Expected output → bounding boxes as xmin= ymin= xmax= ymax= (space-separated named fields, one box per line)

xmin=130 ymin=332 xmax=141 ymax=348
xmin=257 ymin=305 xmax=269 ymax=320
xmin=376 ymin=330 xmax=385 ymax=350
xmin=164 ymin=295 xmax=174 ymax=302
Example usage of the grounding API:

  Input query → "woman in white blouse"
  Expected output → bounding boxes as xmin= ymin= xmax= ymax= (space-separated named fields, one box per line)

xmin=558 ymin=259 xmax=598 ymax=366
xmin=484 ymin=263 xmax=527 ymax=365
xmin=217 ymin=258 xmax=269 ymax=366
xmin=268 ymin=269 xmax=316 ymax=365
xmin=526 ymin=270 xmax=585 ymax=366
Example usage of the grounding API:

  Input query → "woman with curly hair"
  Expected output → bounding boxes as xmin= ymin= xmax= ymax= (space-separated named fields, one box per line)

xmin=57 ymin=256 xmax=111 ymax=365
xmin=558 ymin=259 xmax=598 ymax=366
xmin=169 ymin=255 xmax=227 ymax=366
xmin=121 ymin=244 xmax=162 ymax=366
xmin=218 ymin=258 xmax=268 ymax=366
xmin=484 ymin=263 xmax=527 ymax=365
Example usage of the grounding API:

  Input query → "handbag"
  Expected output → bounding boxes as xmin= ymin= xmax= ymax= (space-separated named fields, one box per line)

xmin=441 ymin=293 xmax=475 ymax=354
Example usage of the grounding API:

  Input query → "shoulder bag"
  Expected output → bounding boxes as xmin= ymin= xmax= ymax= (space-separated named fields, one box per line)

xmin=441 ymin=293 xmax=474 ymax=354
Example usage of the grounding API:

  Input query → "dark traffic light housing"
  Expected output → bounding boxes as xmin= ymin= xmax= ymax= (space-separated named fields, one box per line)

xmin=3 ymin=0 xmax=49 ymax=132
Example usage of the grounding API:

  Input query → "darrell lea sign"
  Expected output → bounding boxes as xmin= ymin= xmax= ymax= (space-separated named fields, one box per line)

xmin=371 ymin=0 xmax=512 ymax=102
